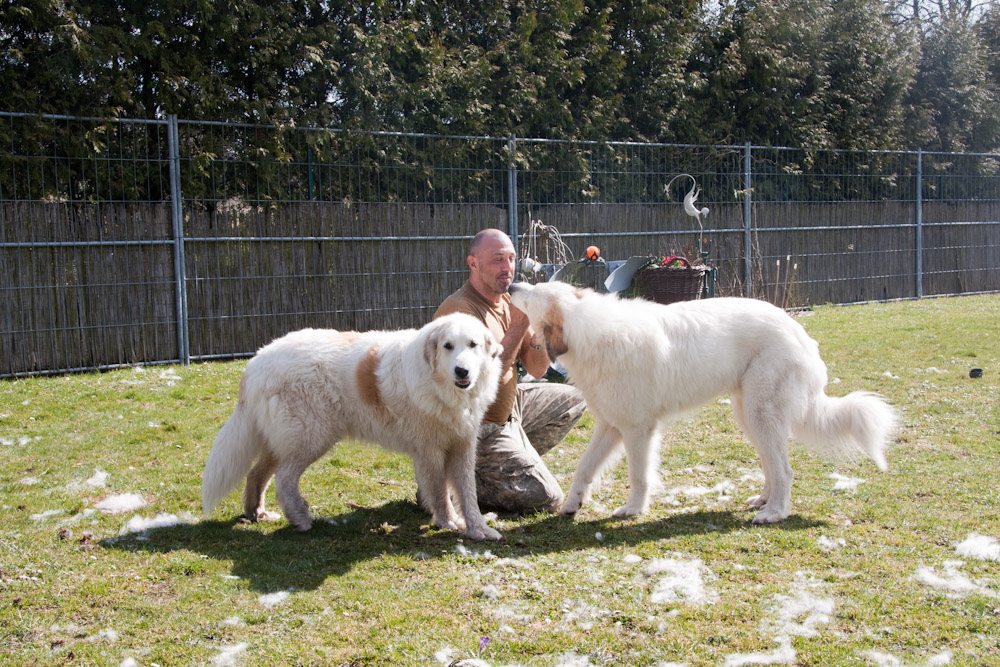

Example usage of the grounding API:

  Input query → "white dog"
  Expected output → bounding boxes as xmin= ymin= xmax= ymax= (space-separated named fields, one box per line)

xmin=509 ymin=281 xmax=896 ymax=524
xmin=201 ymin=313 xmax=503 ymax=541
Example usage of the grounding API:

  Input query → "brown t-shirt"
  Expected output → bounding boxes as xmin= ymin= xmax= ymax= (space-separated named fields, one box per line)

xmin=434 ymin=281 xmax=518 ymax=425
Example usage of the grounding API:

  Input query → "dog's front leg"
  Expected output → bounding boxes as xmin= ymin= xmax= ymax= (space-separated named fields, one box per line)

xmin=614 ymin=426 xmax=661 ymax=517
xmin=561 ymin=419 xmax=623 ymax=516
xmin=447 ymin=441 xmax=501 ymax=541
xmin=412 ymin=452 xmax=464 ymax=533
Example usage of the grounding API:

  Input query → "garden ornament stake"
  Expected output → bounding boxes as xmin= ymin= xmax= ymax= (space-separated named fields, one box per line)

xmin=665 ymin=173 xmax=712 ymax=261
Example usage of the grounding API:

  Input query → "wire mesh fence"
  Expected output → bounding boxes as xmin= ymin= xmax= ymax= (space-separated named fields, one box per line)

xmin=2 ymin=111 xmax=998 ymax=376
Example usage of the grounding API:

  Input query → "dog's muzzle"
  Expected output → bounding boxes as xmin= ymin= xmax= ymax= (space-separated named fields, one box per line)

xmin=454 ymin=366 xmax=471 ymax=389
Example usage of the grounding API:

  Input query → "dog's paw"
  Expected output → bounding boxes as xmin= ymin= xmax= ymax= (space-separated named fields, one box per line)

xmin=612 ymin=504 xmax=645 ymax=518
xmin=746 ymin=494 xmax=768 ymax=509
xmin=464 ymin=525 xmax=502 ymax=541
xmin=433 ymin=517 xmax=463 ymax=532
xmin=751 ymin=507 xmax=788 ymax=524
xmin=559 ymin=500 xmax=582 ymax=517
xmin=290 ymin=518 xmax=313 ymax=532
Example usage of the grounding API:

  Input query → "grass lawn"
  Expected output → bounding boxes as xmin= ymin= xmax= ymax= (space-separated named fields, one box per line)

xmin=1 ymin=295 xmax=998 ymax=666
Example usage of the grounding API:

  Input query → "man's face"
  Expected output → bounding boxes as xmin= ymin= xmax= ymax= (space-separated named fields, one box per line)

xmin=469 ymin=236 xmax=516 ymax=299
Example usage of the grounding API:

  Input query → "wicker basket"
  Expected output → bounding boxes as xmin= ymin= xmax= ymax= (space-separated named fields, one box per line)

xmin=632 ymin=263 xmax=706 ymax=305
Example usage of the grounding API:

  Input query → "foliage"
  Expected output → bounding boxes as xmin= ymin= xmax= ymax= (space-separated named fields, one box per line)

xmin=1 ymin=1 xmax=998 ymax=151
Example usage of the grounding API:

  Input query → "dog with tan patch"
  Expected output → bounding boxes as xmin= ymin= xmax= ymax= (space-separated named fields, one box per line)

xmin=509 ymin=281 xmax=896 ymax=524
xmin=201 ymin=313 xmax=504 ymax=541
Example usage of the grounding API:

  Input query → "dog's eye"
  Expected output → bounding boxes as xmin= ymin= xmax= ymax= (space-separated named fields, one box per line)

xmin=443 ymin=342 xmax=454 ymax=350
xmin=468 ymin=341 xmax=478 ymax=348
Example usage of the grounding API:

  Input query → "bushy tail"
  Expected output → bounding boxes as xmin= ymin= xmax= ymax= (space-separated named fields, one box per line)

xmin=202 ymin=407 xmax=263 ymax=515
xmin=796 ymin=391 xmax=897 ymax=470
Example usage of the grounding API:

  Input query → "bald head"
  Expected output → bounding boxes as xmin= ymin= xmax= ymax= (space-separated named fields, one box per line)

xmin=467 ymin=229 xmax=516 ymax=301
xmin=469 ymin=229 xmax=513 ymax=257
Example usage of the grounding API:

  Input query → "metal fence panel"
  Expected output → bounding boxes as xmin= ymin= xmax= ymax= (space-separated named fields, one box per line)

xmin=2 ymin=111 xmax=998 ymax=377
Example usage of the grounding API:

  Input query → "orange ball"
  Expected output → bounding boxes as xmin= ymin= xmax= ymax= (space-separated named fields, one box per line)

xmin=585 ymin=245 xmax=600 ymax=260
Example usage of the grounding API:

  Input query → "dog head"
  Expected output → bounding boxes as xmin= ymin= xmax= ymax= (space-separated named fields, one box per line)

xmin=423 ymin=313 xmax=502 ymax=393
xmin=508 ymin=281 xmax=584 ymax=363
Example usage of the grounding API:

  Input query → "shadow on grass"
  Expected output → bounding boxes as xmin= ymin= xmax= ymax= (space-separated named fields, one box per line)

xmin=100 ymin=499 xmax=825 ymax=594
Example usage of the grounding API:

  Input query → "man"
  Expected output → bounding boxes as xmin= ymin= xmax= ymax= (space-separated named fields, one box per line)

xmin=433 ymin=229 xmax=586 ymax=513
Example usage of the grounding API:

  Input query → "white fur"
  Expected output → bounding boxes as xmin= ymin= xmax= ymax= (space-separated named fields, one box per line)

xmin=201 ymin=313 xmax=503 ymax=541
xmin=509 ymin=281 xmax=897 ymax=523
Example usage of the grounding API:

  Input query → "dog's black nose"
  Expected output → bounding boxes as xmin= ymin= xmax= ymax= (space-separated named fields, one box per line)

xmin=508 ymin=283 xmax=523 ymax=294
xmin=454 ymin=366 xmax=469 ymax=379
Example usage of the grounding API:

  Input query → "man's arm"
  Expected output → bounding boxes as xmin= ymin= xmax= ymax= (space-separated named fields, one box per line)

xmin=505 ymin=306 xmax=549 ymax=379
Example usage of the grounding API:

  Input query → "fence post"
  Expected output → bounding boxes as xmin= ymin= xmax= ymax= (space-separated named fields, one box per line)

xmin=915 ymin=148 xmax=923 ymax=299
xmin=507 ymin=134 xmax=519 ymax=245
xmin=166 ymin=114 xmax=190 ymax=365
xmin=743 ymin=141 xmax=753 ymax=298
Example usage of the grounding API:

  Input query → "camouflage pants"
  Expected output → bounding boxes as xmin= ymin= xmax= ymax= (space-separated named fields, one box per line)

xmin=474 ymin=382 xmax=586 ymax=514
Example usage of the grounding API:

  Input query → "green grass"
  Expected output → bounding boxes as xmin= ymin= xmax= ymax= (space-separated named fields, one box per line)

xmin=2 ymin=295 xmax=998 ymax=666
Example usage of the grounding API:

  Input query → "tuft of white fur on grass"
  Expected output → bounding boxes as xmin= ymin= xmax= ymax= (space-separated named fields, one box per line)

xmin=96 ymin=493 xmax=147 ymax=514
xmin=257 ymin=591 xmax=291 ymax=608
xmin=560 ymin=598 xmax=612 ymax=630
xmin=30 ymin=509 xmax=63 ymax=521
xmin=119 ymin=658 xmax=139 ymax=667
xmin=118 ymin=511 xmax=195 ymax=536
xmin=623 ymin=554 xmax=643 ymax=564
xmin=722 ymin=638 xmax=796 ymax=667
xmin=861 ymin=651 xmax=902 ymax=667
xmin=19 ymin=476 xmax=40 ymax=485
xmin=860 ymin=649 xmax=952 ymax=667
xmin=455 ymin=544 xmax=496 ymax=560
xmin=554 ymin=652 xmax=592 ymax=667
xmin=85 ymin=469 xmax=109 ymax=487
xmin=478 ymin=584 xmax=501 ymax=600
xmin=817 ymin=535 xmax=847 ymax=552
xmin=222 ymin=616 xmax=243 ymax=626
xmin=1 ymin=435 xmax=40 ymax=447
xmin=768 ymin=577 xmax=836 ymax=639
xmin=488 ymin=601 xmax=534 ymax=624
xmin=829 ymin=473 xmax=866 ymax=492
xmin=80 ymin=628 xmax=119 ymax=643
xmin=915 ymin=561 xmax=999 ymax=599
xmin=954 ymin=533 xmax=1000 ymax=562
xmin=645 ymin=556 xmax=717 ymax=606
xmin=210 ymin=642 xmax=249 ymax=667
xmin=435 ymin=647 xmax=492 ymax=666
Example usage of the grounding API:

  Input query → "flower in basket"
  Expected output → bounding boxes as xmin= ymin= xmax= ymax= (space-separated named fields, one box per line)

xmin=660 ymin=255 xmax=689 ymax=268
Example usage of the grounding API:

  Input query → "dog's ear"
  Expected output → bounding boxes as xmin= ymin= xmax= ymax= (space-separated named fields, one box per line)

xmin=542 ymin=323 xmax=568 ymax=362
xmin=423 ymin=322 xmax=445 ymax=368
xmin=487 ymin=334 xmax=502 ymax=360
xmin=540 ymin=303 xmax=569 ymax=361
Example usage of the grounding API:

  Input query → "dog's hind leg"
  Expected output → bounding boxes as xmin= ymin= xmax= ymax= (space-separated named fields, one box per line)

xmin=614 ymin=425 xmax=661 ymax=518
xmin=731 ymin=390 xmax=771 ymax=510
xmin=273 ymin=441 xmax=333 ymax=532
xmin=243 ymin=447 xmax=280 ymax=522
xmin=561 ymin=419 xmax=623 ymax=517
xmin=740 ymin=387 xmax=794 ymax=524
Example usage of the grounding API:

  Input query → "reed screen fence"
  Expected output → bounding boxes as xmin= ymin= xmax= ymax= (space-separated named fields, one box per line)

xmin=2 ymin=112 xmax=998 ymax=376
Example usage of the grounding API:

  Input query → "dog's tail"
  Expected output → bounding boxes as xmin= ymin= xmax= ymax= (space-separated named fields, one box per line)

xmin=796 ymin=392 xmax=897 ymax=470
xmin=202 ymin=406 xmax=263 ymax=515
